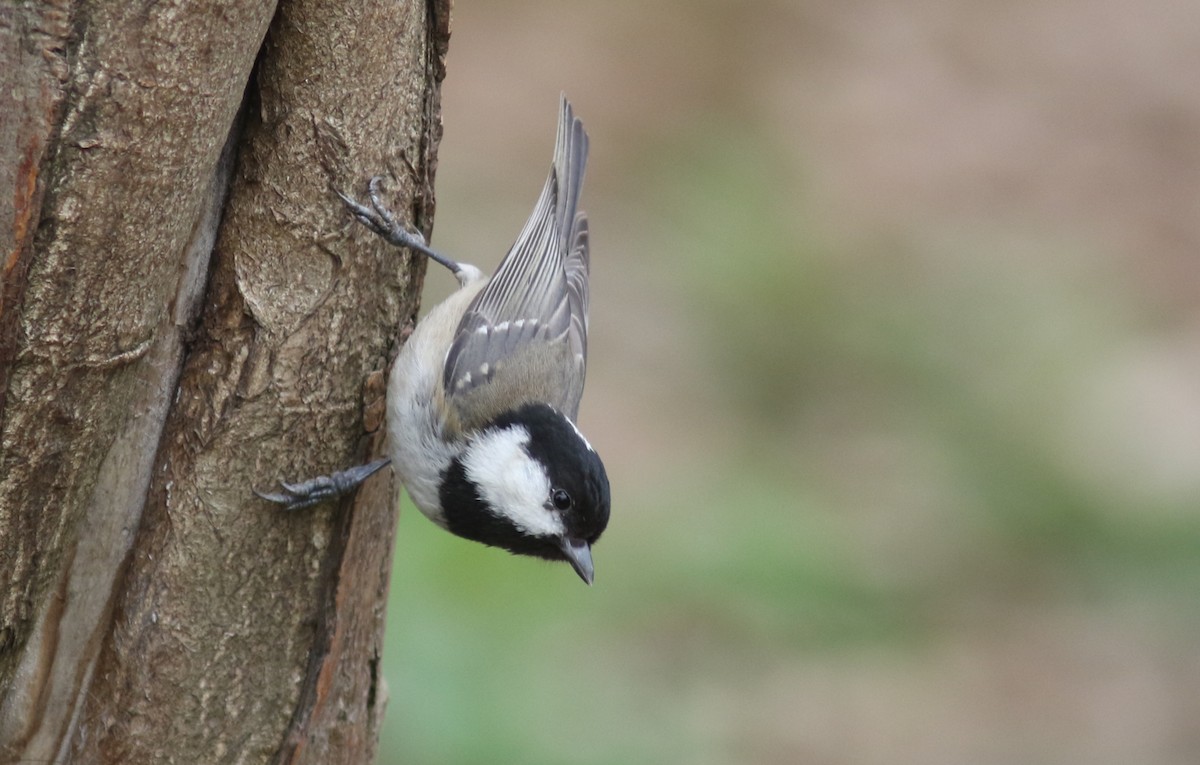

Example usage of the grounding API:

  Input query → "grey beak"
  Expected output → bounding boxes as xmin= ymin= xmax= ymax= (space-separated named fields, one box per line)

xmin=560 ymin=537 xmax=594 ymax=585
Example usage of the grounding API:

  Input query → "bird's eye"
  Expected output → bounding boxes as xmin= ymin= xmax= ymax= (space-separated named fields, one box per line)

xmin=551 ymin=488 xmax=573 ymax=511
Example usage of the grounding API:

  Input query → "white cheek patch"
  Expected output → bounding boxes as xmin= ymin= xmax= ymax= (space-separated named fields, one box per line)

xmin=462 ymin=426 xmax=564 ymax=538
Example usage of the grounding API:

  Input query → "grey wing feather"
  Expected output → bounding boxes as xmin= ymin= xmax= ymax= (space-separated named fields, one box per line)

xmin=444 ymin=95 xmax=591 ymax=428
xmin=565 ymin=212 xmax=589 ymax=368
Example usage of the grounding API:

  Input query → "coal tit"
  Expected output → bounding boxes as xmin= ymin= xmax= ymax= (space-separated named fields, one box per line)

xmin=258 ymin=96 xmax=610 ymax=584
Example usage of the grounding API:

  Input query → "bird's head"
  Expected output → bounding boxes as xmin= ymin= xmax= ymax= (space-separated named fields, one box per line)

xmin=439 ymin=403 xmax=610 ymax=583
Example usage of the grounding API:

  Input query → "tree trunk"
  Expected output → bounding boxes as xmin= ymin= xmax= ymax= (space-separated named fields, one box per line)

xmin=0 ymin=0 xmax=450 ymax=761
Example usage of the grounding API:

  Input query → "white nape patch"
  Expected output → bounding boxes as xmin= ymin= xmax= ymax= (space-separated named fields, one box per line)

xmin=566 ymin=417 xmax=595 ymax=453
xmin=461 ymin=425 xmax=564 ymax=538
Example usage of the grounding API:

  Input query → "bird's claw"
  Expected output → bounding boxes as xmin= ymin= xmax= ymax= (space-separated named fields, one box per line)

xmin=255 ymin=458 xmax=391 ymax=511
xmin=337 ymin=178 xmax=428 ymax=250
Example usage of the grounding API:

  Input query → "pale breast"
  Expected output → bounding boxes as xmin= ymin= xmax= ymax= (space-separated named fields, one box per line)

xmin=387 ymin=280 xmax=486 ymax=523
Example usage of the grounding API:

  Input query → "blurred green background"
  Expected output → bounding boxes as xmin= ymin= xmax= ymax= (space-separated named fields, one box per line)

xmin=377 ymin=1 xmax=1200 ymax=763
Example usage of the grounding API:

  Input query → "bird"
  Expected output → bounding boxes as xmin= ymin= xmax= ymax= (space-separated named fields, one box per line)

xmin=257 ymin=96 xmax=610 ymax=584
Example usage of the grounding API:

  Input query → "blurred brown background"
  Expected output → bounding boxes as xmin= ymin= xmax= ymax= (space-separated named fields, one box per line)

xmin=379 ymin=1 xmax=1200 ymax=763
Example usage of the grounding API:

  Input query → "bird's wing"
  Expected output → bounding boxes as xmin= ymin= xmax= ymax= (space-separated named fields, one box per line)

xmin=443 ymin=96 xmax=591 ymax=431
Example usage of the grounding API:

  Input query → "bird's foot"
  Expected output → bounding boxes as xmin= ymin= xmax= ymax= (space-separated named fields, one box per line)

xmin=336 ymin=177 xmax=462 ymax=274
xmin=255 ymin=458 xmax=391 ymax=511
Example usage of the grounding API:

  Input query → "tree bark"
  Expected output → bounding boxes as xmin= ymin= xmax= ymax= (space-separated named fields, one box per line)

xmin=0 ymin=0 xmax=450 ymax=761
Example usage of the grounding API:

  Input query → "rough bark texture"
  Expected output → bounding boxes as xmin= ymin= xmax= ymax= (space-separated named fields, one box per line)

xmin=0 ymin=0 xmax=451 ymax=761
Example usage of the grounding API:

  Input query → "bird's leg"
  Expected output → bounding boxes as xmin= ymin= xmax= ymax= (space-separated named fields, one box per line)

xmin=255 ymin=458 xmax=391 ymax=511
xmin=336 ymin=177 xmax=464 ymax=275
